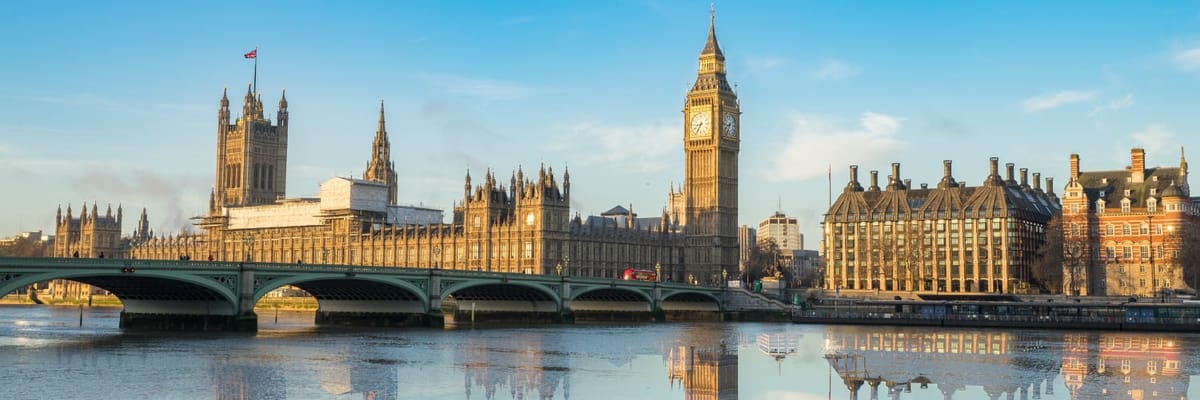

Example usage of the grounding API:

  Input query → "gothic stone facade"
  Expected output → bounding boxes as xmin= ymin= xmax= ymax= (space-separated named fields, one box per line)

xmin=823 ymin=159 xmax=1060 ymax=294
xmin=1061 ymin=148 xmax=1197 ymax=296
xmin=123 ymin=17 xmax=745 ymax=283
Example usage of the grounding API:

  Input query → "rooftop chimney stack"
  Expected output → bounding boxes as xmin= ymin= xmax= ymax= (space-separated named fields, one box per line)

xmin=1069 ymin=154 xmax=1080 ymax=181
xmin=1131 ymin=148 xmax=1146 ymax=183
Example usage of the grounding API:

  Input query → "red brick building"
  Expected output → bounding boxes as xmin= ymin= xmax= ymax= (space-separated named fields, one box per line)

xmin=1061 ymin=148 xmax=1194 ymax=296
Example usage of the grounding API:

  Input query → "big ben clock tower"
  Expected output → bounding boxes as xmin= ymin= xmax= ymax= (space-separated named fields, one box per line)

xmin=683 ymin=11 xmax=739 ymax=283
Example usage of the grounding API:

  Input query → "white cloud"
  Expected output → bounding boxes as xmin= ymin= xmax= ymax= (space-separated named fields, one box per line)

xmin=766 ymin=112 xmax=907 ymax=182
xmin=746 ymin=56 xmax=789 ymax=72
xmin=1172 ymin=47 xmax=1200 ymax=71
xmin=545 ymin=119 xmax=677 ymax=172
xmin=1019 ymin=90 xmax=1097 ymax=113
xmin=811 ymin=59 xmax=861 ymax=81
xmin=1089 ymin=93 xmax=1134 ymax=117
xmin=1131 ymin=124 xmax=1175 ymax=157
xmin=418 ymin=73 xmax=539 ymax=101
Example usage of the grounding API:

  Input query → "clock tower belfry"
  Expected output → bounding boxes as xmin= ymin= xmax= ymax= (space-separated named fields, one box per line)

xmin=683 ymin=11 xmax=739 ymax=284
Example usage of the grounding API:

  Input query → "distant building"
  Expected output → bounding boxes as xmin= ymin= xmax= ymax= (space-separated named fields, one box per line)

xmin=53 ymin=203 xmax=126 ymax=259
xmin=758 ymin=210 xmax=806 ymax=278
xmin=1061 ymin=148 xmax=1197 ymax=296
xmin=823 ymin=159 xmax=1059 ymax=294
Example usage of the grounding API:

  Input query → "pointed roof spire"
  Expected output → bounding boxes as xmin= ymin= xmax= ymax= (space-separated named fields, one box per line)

xmin=700 ymin=4 xmax=724 ymax=59
xmin=220 ymin=87 xmax=229 ymax=107
xmin=279 ymin=88 xmax=288 ymax=109
xmin=1181 ymin=146 xmax=1189 ymax=175
xmin=378 ymin=99 xmax=387 ymax=132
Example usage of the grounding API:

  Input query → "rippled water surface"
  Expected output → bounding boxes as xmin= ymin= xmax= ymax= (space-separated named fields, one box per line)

xmin=2 ymin=305 xmax=1200 ymax=399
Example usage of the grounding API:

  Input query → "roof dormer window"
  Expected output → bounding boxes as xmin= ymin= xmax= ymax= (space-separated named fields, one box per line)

xmin=1124 ymin=189 xmax=1131 ymax=197
xmin=1148 ymin=198 xmax=1157 ymax=213
xmin=1150 ymin=188 xmax=1157 ymax=196
xmin=1121 ymin=198 xmax=1131 ymax=213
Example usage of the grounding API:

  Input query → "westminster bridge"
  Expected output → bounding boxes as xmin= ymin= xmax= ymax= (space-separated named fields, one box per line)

xmin=0 ymin=257 xmax=728 ymax=331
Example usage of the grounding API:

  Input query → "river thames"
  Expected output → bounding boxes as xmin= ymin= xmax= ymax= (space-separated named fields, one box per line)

xmin=2 ymin=305 xmax=1198 ymax=400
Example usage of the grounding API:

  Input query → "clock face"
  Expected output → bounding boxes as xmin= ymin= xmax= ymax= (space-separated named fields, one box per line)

xmin=722 ymin=113 xmax=736 ymax=137
xmin=689 ymin=111 xmax=710 ymax=136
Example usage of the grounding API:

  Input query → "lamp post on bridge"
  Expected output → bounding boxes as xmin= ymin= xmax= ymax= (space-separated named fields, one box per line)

xmin=433 ymin=246 xmax=441 ymax=270
xmin=655 ymin=262 xmax=662 ymax=282
xmin=242 ymin=233 xmax=255 ymax=263
xmin=321 ymin=247 xmax=328 ymax=265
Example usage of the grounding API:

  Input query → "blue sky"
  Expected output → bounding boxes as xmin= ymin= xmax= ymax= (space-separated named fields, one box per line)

xmin=3 ymin=1 xmax=1200 ymax=247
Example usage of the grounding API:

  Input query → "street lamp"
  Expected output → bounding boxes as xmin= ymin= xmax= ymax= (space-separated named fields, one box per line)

xmin=655 ymin=262 xmax=662 ymax=282
xmin=722 ymin=269 xmax=728 ymax=290
xmin=321 ymin=247 xmax=328 ymax=264
xmin=432 ymin=246 xmax=441 ymax=270
xmin=555 ymin=262 xmax=563 ymax=276
xmin=242 ymin=233 xmax=255 ymax=262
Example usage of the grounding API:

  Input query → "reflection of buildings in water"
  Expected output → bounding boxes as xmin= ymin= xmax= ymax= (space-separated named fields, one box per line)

xmin=460 ymin=334 xmax=569 ymax=400
xmin=316 ymin=349 xmax=399 ymax=400
xmin=1061 ymin=333 xmax=1187 ymax=400
xmin=823 ymin=326 xmax=1061 ymax=400
xmin=667 ymin=345 xmax=738 ymax=400
xmin=212 ymin=362 xmax=286 ymax=400
xmin=757 ymin=332 xmax=799 ymax=361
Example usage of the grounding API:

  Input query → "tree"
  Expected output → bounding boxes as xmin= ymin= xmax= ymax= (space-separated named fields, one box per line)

xmin=902 ymin=221 xmax=926 ymax=291
xmin=745 ymin=239 xmax=788 ymax=283
xmin=1175 ymin=218 xmax=1200 ymax=293
xmin=0 ymin=236 xmax=51 ymax=257
xmin=1033 ymin=216 xmax=1066 ymax=294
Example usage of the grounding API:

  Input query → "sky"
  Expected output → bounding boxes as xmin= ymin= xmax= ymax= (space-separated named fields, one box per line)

xmin=4 ymin=1 xmax=1200 ymax=247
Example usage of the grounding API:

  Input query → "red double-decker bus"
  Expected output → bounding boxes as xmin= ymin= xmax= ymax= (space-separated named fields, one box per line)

xmin=622 ymin=268 xmax=656 ymax=281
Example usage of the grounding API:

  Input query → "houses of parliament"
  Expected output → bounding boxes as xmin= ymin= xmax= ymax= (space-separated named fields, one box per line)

xmin=53 ymin=16 xmax=742 ymax=284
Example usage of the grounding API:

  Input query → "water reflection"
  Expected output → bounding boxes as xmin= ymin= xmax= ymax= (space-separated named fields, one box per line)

xmin=821 ymin=326 xmax=1195 ymax=400
xmin=458 ymin=331 xmax=569 ymax=400
xmin=1062 ymin=333 xmax=1187 ymax=399
xmin=9 ymin=305 xmax=1200 ymax=400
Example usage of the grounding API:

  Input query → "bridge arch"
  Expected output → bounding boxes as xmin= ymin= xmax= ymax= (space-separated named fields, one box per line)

xmin=440 ymin=280 xmax=562 ymax=305
xmin=252 ymin=274 xmax=429 ymax=307
xmin=570 ymin=286 xmax=655 ymax=305
xmin=0 ymin=270 xmax=239 ymax=305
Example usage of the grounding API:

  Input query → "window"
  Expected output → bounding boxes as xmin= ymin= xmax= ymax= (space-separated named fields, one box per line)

xmin=1122 ymin=224 xmax=1131 ymax=236
xmin=1106 ymin=224 xmax=1114 ymax=235
xmin=1140 ymin=223 xmax=1149 ymax=235
xmin=524 ymin=241 xmax=533 ymax=259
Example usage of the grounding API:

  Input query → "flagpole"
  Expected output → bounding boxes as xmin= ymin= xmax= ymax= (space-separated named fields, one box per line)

xmin=252 ymin=46 xmax=258 ymax=95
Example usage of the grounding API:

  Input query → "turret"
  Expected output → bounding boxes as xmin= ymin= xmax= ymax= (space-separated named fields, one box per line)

xmin=563 ymin=166 xmax=571 ymax=200
xmin=464 ymin=169 xmax=472 ymax=198
xmin=277 ymin=89 xmax=289 ymax=128
xmin=56 ymin=206 xmax=62 ymax=226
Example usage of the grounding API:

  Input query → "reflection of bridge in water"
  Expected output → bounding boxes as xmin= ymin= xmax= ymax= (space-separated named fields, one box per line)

xmin=823 ymin=326 xmax=1196 ymax=400
xmin=0 ymin=257 xmax=725 ymax=331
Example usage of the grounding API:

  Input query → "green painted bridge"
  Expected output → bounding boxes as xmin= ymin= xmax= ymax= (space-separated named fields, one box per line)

xmin=0 ymin=257 xmax=725 ymax=331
